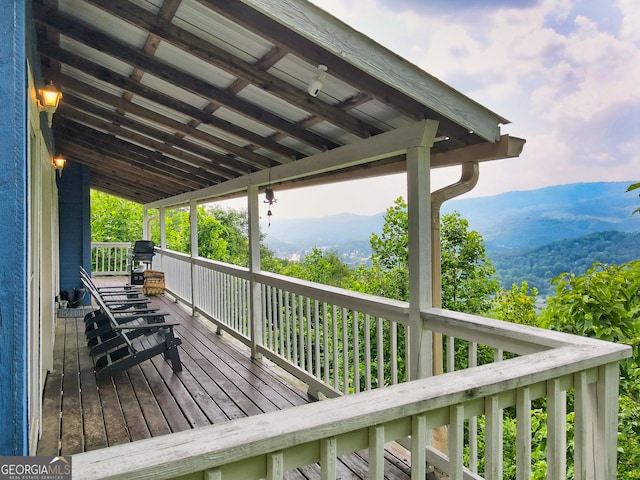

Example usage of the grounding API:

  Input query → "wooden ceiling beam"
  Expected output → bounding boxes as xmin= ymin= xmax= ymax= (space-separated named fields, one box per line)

xmin=58 ymin=103 xmax=239 ymax=180
xmin=87 ymin=0 xmax=382 ymax=139
xmin=55 ymin=119 xmax=219 ymax=188
xmin=60 ymin=143 xmax=190 ymax=198
xmin=33 ymin=4 xmax=340 ymax=152
xmin=38 ymin=45 xmax=292 ymax=166
xmin=61 ymin=95 xmax=251 ymax=176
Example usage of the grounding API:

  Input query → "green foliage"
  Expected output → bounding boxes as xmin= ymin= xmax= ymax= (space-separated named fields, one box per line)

xmin=539 ymin=260 xmax=640 ymax=479
xmin=491 ymin=231 xmax=640 ymax=296
xmin=361 ymin=198 xmax=499 ymax=314
xmin=490 ymin=281 xmax=538 ymax=326
xmin=369 ymin=197 xmax=409 ymax=271
xmin=90 ymin=190 xmax=142 ymax=242
xmin=627 ymin=182 xmax=640 ymax=215
xmin=280 ymin=248 xmax=355 ymax=287
xmin=441 ymin=212 xmax=499 ymax=314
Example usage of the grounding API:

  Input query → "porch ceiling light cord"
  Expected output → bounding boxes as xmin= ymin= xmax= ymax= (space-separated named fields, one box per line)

xmin=307 ymin=65 xmax=328 ymax=97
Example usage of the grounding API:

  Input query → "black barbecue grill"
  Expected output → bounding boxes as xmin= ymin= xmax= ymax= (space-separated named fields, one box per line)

xmin=132 ymin=240 xmax=155 ymax=268
xmin=130 ymin=240 xmax=156 ymax=285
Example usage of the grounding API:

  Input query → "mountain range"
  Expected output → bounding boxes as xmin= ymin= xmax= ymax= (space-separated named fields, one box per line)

xmin=263 ymin=181 xmax=640 ymax=256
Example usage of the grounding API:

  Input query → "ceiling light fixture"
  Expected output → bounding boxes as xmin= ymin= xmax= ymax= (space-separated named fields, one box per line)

xmin=307 ymin=65 xmax=328 ymax=97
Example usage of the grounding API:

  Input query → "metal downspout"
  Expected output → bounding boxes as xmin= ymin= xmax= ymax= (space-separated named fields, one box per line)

xmin=431 ymin=161 xmax=480 ymax=375
xmin=430 ymin=161 xmax=480 ymax=455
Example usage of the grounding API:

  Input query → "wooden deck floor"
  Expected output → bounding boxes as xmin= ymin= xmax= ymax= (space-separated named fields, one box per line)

xmin=38 ymin=278 xmax=414 ymax=479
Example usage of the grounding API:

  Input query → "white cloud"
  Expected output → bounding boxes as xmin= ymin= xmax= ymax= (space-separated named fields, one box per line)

xmin=297 ymin=0 xmax=640 ymax=216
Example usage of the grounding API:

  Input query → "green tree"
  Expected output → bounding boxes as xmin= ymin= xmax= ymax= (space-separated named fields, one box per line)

xmin=539 ymin=261 xmax=640 ymax=479
xmin=363 ymin=198 xmax=499 ymax=314
xmin=441 ymin=211 xmax=499 ymax=314
xmin=90 ymin=190 xmax=142 ymax=242
xmin=281 ymin=248 xmax=354 ymax=288
xmin=490 ymin=281 xmax=538 ymax=326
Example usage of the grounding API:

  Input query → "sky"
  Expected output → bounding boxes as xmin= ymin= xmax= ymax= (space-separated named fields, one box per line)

xmin=223 ymin=0 xmax=640 ymax=220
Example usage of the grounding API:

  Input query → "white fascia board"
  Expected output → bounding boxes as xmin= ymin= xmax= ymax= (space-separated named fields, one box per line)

xmin=144 ymin=120 xmax=438 ymax=209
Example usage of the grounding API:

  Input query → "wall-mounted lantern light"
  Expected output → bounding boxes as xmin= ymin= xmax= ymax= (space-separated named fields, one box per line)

xmin=52 ymin=156 xmax=66 ymax=176
xmin=38 ymin=81 xmax=63 ymax=126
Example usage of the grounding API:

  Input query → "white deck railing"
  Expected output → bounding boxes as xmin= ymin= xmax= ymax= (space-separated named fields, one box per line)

xmin=90 ymin=242 xmax=132 ymax=276
xmin=74 ymin=246 xmax=632 ymax=479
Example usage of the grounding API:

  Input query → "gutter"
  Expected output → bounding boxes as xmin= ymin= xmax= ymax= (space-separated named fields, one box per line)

xmin=431 ymin=161 xmax=480 ymax=376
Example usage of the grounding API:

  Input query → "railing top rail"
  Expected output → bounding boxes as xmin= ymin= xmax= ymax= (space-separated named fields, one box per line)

xmin=255 ymin=270 xmax=410 ymax=323
xmin=72 ymin=342 xmax=630 ymax=480
xmin=91 ymin=242 xmax=132 ymax=247
xmin=422 ymin=308 xmax=618 ymax=354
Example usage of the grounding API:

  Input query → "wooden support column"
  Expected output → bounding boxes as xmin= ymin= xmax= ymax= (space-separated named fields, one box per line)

xmin=143 ymin=207 xmax=150 ymax=239
xmin=406 ymin=119 xmax=438 ymax=381
xmin=248 ymin=184 xmax=263 ymax=359
xmin=189 ymin=199 xmax=198 ymax=314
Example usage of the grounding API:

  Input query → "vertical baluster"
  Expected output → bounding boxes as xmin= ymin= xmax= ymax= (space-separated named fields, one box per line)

xmin=446 ymin=335 xmax=455 ymax=373
xmin=547 ymin=378 xmax=567 ymax=480
xmin=364 ymin=314 xmax=372 ymax=391
xmin=297 ymin=294 xmax=305 ymax=369
xmin=369 ymin=424 xmax=385 ymax=479
xmin=573 ymin=371 xmax=587 ymax=480
xmin=468 ymin=342 xmax=478 ymax=473
xmin=332 ymin=305 xmax=339 ymax=390
xmin=449 ymin=404 xmax=464 ymax=480
xmin=352 ymin=310 xmax=360 ymax=393
xmin=307 ymin=297 xmax=313 ymax=374
xmin=292 ymin=294 xmax=299 ymax=366
xmin=277 ymin=289 xmax=284 ymax=356
xmin=376 ymin=317 xmax=384 ymax=389
xmin=485 ymin=395 xmax=502 ymax=480
xmin=516 ymin=386 xmax=532 ymax=480
xmin=323 ymin=302 xmax=329 ymax=385
xmin=411 ymin=413 xmax=427 ymax=480
xmin=390 ymin=321 xmax=398 ymax=385
xmin=285 ymin=291 xmax=291 ymax=362
xmin=342 ymin=307 xmax=349 ymax=394
xmin=205 ymin=467 xmax=221 ymax=480
xmin=320 ymin=437 xmax=337 ymax=480
xmin=267 ymin=450 xmax=284 ymax=480
xmin=314 ymin=299 xmax=320 ymax=379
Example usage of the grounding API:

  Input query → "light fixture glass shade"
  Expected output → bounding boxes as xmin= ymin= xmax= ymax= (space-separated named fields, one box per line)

xmin=40 ymin=81 xmax=62 ymax=112
xmin=53 ymin=156 xmax=66 ymax=170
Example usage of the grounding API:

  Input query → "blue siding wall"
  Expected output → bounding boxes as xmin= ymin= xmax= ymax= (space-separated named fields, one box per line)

xmin=0 ymin=0 xmax=28 ymax=456
xmin=58 ymin=161 xmax=91 ymax=305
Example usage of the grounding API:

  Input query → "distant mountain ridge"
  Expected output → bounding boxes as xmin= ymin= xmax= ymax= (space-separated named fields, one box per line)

xmin=441 ymin=181 xmax=640 ymax=251
xmin=263 ymin=182 xmax=640 ymax=257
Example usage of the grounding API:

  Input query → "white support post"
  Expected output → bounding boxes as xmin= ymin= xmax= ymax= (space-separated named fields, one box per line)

xmin=142 ymin=207 xmax=149 ymax=239
xmin=159 ymin=206 xmax=166 ymax=274
xmin=248 ymin=185 xmax=263 ymax=359
xmin=159 ymin=207 xmax=166 ymax=250
xmin=189 ymin=199 xmax=198 ymax=315
xmin=406 ymin=119 xmax=438 ymax=381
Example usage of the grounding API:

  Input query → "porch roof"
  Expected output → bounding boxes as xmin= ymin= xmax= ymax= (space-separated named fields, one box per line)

xmin=34 ymin=0 xmax=518 ymax=205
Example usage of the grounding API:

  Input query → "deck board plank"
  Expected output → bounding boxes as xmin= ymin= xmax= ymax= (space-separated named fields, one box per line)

xmin=38 ymin=277 xmax=411 ymax=479
xmin=60 ymin=318 xmax=84 ymax=455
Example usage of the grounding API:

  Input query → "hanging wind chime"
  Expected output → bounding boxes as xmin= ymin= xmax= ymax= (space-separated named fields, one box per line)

xmin=264 ymin=173 xmax=277 ymax=227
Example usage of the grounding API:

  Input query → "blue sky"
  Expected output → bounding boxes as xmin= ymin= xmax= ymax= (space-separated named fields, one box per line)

xmin=225 ymin=0 xmax=640 ymax=219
